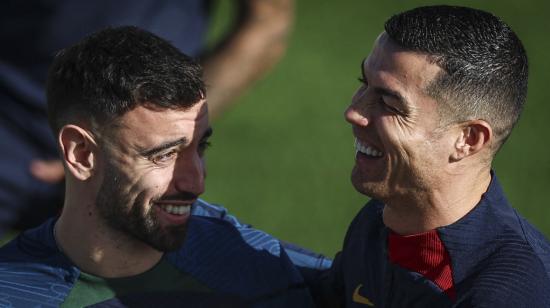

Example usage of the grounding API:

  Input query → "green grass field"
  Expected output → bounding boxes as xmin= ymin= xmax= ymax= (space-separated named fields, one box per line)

xmin=204 ymin=0 xmax=550 ymax=257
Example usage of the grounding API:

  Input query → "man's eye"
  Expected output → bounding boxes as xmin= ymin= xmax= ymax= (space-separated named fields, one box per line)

xmin=150 ymin=149 xmax=177 ymax=164
xmin=382 ymin=100 xmax=402 ymax=115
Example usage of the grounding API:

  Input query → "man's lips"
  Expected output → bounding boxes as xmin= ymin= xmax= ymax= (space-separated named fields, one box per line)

xmin=153 ymin=201 xmax=193 ymax=225
xmin=355 ymin=138 xmax=383 ymax=158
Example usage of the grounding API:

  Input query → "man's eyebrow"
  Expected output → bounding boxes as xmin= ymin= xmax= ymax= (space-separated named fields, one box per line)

xmin=139 ymin=137 xmax=188 ymax=157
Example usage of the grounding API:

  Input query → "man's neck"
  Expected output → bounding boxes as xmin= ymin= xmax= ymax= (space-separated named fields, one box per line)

xmin=382 ymin=166 xmax=492 ymax=235
xmin=55 ymin=203 xmax=163 ymax=278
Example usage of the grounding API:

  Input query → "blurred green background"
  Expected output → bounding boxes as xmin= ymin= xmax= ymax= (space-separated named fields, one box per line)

xmin=204 ymin=0 xmax=550 ymax=257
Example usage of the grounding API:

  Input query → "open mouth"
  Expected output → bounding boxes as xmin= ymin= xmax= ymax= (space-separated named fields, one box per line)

xmin=155 ymin=202 xmax=192 ymax=216
xmin=355 ymin=138 xmax=383 ymax=158
xmin=152 ymin=200 xmax=194 ymax=226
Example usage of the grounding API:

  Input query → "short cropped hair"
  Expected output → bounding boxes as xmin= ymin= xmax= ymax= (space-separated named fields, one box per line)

xmin=385 ymin=5 xmax=528 ymax=152
xmin=47 ymin=26 xmax=205 ymax=134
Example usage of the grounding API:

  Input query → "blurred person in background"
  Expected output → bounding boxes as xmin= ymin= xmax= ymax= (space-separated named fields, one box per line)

xmin=0 ymin=0 xmax=293 ymax=235
xmin=0 ymin=26 xmax=317 ymax=307
xmin=310 ymin=5 xmax=550 ymax=307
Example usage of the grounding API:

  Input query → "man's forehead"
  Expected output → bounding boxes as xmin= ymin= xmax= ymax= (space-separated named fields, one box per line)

xmin=364 ymin=33 xmax=402 ymax=67
xmin=362 ymin=33 xmax=440 ymax=89
xmin=118 ymin=100 xmax=207 ymax=126
xmin=104 ymin=100 xmax=209 ymax=144
xmin=101 ymin=102 xmax=207 ymax=154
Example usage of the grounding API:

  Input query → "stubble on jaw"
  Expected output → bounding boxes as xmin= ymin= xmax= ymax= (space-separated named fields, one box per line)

xmin=95 ymin=159 xmax=187 ymax=252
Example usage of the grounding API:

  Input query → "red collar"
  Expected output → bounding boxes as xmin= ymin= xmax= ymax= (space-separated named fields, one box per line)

xmin=388 ymin=229 xmax=456 ymax=300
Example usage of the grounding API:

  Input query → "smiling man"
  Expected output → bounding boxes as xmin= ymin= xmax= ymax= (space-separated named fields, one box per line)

xmin=0 ymin=26 xmax=317 ymax=307
xmin=89 ymin=103 xmax=212 ymax=256
xmin=314 ymin=5 xmax=550 ymax=308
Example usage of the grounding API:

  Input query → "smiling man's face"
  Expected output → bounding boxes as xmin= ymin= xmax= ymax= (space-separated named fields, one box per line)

xmin=345 ymin=33 xmax=458 ymax=204
xmin=94 ymin=99 xmax=211 ymax=251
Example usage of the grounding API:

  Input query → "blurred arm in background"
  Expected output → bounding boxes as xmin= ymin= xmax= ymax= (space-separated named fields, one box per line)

xmin=203 ymin=0 xmax=294 ymax=119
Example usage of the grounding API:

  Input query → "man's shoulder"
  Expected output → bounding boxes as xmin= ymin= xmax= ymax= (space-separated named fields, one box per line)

xmin=181 ymin=214 xmax=284 ymax=257
xmin=0 ymin=218 xmax=67 ymax=266
xmin=458 ymin=249 xmax=550 ymax=306
xmin=518 ymin=216 xmax=550 ymax=272
xmin=441 ymin=175 xmax=550 ymax=266
xmin=192 ymin=199 xmax=332 ymax=270
xmin=445 ymin=175 xmax=550 ymax=305
xmin=190 ymin=201 xmax=282 ymax=255
xmin=479 ymin=176 xmax=550 ymax=276
xmin=192 ymin=199 xmax=256 ymax=231
xmin=166 ymin=215 xmax=314 ymax=306
xmin=167 ymin=215 xmax=296 ymax=281
xmin=0 ymin=220 xmax=77 ymax=307
xmin=475 ymin=215 xmax=550 ymax=297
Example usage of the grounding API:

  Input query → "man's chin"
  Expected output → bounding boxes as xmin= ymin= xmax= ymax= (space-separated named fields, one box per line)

xmin=352 ymin=180 xmax=391 ymax=204
xmin=352 ymin=171 xmax=378 ymax=197
xmin=135 ymin=222 xmax=188 ymax=252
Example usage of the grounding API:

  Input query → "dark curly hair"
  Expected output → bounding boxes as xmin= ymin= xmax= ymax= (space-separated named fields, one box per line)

xmin=47 ymin=26 xmax=205 ymax=134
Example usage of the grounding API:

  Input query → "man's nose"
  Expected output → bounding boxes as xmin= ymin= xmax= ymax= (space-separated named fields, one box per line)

xmin=172 ymin=153 xmax=205 ymax=197
xmin=344 ymin=103 xmax=370 ymax=127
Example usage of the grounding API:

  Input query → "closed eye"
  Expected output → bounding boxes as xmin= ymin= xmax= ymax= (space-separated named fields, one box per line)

xmin=381 ymin=96 xmax=405 ymax=116
xmin=150 ymin=149 xmax=178 ymax=165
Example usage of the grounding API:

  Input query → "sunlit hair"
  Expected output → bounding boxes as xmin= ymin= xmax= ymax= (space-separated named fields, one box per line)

xmin=47 ymin=26 xmax=205 ymax=134
xmin=385 ymin=5 xmax=528 ymax=153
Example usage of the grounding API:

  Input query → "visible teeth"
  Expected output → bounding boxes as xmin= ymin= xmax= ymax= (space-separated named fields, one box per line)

xmin=354 ymin=138 xmax=383 ymax=157
xmin=161 ymin=204 xmax=190 ymax=215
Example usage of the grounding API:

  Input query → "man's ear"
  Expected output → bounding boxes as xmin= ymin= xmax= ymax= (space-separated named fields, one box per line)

xmin=58 ymin=125 xmax=98 ymax=181
xmin=451 ymin=120 xmax=492 ymax=161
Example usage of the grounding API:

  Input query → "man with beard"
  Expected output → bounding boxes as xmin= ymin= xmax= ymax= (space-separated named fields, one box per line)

xmin=0 ymin=0 xmax=295 ymax=235
xmin=0 ymin=26 xmax=317 ymax=307
xmin=311 ymin=5 xmax=550 ymax=308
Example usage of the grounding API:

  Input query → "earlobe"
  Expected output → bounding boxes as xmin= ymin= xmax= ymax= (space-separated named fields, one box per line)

xmin=452 ymin=120 xmax=492 ymax=161
xmin=59 ymin=125 xmax=97 ymax=180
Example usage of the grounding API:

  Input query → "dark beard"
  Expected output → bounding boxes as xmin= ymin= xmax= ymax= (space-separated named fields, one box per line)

xmin=95 ymin=161 xmax=187 ymax=252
